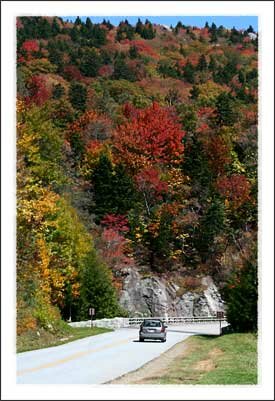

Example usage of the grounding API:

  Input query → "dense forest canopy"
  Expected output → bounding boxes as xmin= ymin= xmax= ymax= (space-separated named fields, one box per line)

xmin=16 ymin=16 xmax=258 ymax=336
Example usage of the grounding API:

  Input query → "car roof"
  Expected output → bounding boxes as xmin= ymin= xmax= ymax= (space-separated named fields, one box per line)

xmin=143 ymin=319 xmax=163 ymax=322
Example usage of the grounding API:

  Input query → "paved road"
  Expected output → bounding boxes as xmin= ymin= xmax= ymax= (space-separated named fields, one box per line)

xmin=17 ymin=323 xmax=226 ymax=384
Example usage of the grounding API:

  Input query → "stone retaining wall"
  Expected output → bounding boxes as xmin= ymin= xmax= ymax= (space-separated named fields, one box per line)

xmin=68 ymin=317 xmax=129 ymax=329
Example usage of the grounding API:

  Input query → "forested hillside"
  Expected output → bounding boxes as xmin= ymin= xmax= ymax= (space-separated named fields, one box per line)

xmin=16 ymin=17 xmax=258 ymax=338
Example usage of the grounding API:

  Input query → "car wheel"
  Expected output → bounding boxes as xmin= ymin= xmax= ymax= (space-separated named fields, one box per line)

xmin=139 ymin=337 xmax=144 ymax=342
xmin=161 ymin=339 xmax=166 ymax=342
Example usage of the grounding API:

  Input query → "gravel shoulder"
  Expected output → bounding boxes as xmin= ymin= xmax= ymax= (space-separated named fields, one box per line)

xmin=107 ymin=339 xmax=190 ymax=384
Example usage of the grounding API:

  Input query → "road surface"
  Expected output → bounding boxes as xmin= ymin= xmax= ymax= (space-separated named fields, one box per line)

xmin=17 ymin=323 xmax=226 ymax=384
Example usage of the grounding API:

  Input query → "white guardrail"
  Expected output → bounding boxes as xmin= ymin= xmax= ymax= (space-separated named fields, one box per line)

xmin=128 ymin=316 xmax=227 ymax=326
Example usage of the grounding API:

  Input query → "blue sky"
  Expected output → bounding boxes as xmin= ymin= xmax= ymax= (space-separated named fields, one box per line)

xmin=62 ymin=16 xmax=258 ymax=32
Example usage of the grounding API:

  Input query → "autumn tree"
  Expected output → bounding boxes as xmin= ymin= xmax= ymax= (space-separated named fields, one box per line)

xmin=113 ymin=103 xmax=185 ymax=171
xmin=26 ymin=75 xmax=50 ymax=106
xmin=135 ymin=167 xmax=168 ymax=216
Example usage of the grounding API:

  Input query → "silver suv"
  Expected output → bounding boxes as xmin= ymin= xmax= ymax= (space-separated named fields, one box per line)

xmin=139 ymin=319 xmax=167 ymax=342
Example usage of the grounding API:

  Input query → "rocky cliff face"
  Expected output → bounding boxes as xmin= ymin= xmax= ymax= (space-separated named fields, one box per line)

xmin=119 ymin=268 xmax=225 ymax=317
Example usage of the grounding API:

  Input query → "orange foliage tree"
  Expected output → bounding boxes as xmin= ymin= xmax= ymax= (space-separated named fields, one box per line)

xmin=113 ymin=102 xmax=185 ymax=171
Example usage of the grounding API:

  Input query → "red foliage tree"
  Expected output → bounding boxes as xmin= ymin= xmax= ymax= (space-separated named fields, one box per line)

xmin=99 ymin=228 xmax=133 ymax=270
xmin=136 ymin=166 xmax=168 ymax=197
xmin=22 ymin=40 xmax=39 ymax=53
xmin=130 ymin=40 xmax=159 ymax=59
xmin=63 ymin=65 xmax=83 ymax=81
xmin=25 ymin=75 xmax=50 ymax=106
xmin=98 ymin=65 xmax=114 ymax=78
xmin=216 ymin=174 xmax=251 ymax=208
xmin=135 ymin=167 xmax=169 ymax=215
xmin=202 ymin=135 xmax=232 ymax=175
xmin=67 ymin=110 xmax=112 ymax=148
xmin=100 ymin=214 xmax=129 ymax=233
xmin=113 ymin=102 xmax=185 ymax=171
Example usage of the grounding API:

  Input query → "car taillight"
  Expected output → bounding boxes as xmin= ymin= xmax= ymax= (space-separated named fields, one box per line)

xmin=161 ymin=326 xmax=165 ymax=332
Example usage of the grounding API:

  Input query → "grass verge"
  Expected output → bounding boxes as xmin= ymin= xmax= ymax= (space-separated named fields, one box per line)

xmin=141 ymin=333 xmax=257 ymax=385
xmin=17 ymin=325 xmax=113 ymax=353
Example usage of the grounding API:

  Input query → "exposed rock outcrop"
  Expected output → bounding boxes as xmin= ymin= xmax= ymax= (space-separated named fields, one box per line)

xmin=119 ymin=268 xmax=225 ymax=317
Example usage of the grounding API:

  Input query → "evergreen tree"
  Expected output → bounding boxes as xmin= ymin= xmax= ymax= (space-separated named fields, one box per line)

xmin=52 ymin=83 xmax=65 ymax=99
xmin=210 ymin=22 xmax=217 ymax=32
xmin=113 ymin=54 xmax=136 ymax=81
xmin=52 ymin=18 xmax=61 ymax=35
xmin=216 ymin=92 xmax=239 ymax=126
xmin=189 ymin=84 xmax=200 ymax=100
xmin=92 ymin=154 xmax=136 ymax=220
xmin=247 ymin=24 xmax=255 ymax=33
xmin=102 ymin=19 xmax=113 ymax=30
xmin=210 ymin=30 xmax=218 ymax=43
xmin=197 ymin=54 xmax=208 ymax=71
xmin=158 ymin=60 xmax=179 ymax=79
xmin=229 ymin=26 xmax=241 ymax=43
xmin=76 ymin=250 xmax=123 ymax=320
xmin=129 ymin=45 xmax=138 ymax=59
xmin=48 ymin=46 xmax=64 ymax=72
xmin=69 ymin=82 xmax=87 ymax=111
xmin=135 ymin=18 xmax=143 ymax=35
xmin=221 ymin=246 xmax=258 ymax=332
xmin=116 ymin=20 xmax=135 ymax=41
xmin=208 ymin=55 xmax=217 ymax=71
xmin=70 ymin=25 xmax=80 ymax=42
xmin=175 ymin=21 xmax=184 ymax=34
xmin=85 ymin=17 xmax=93 ymax=29
xmin=75 ymin=16 xmax=82 ymax=26
xmin=140 ymin=21 xmax=155 ymax=39
xmin=79 ymin=48 xmax=103 ymax=77
xmin=195 ymin=197 xmax=225 ymax=261
xmin=183 ymin=61 xmax=195 ymax=83
xmin=37 ymin=18 xmax=52 ymax=38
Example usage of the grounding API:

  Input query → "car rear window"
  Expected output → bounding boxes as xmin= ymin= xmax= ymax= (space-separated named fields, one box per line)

xmin=143 ymin=320 xmax=162 ymax=327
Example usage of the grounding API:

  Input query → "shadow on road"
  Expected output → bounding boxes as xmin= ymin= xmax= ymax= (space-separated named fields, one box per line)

xmin=132 ymin=340 xmax=164 ymax=343
xmin=167 ymin=329 xmax=219 ymax=335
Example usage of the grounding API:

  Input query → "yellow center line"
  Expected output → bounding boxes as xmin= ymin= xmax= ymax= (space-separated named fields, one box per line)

xmin=17 ymin=335 xmax=136 ymax=377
